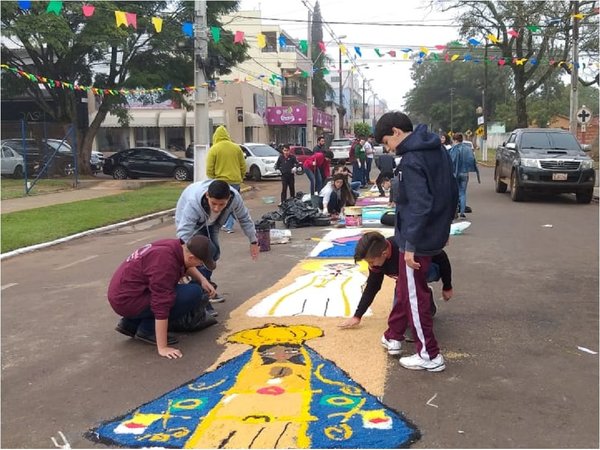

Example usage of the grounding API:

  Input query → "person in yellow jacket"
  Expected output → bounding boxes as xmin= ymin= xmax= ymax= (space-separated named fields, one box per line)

xmin=206 ymin=126 xmax=246 ymax=234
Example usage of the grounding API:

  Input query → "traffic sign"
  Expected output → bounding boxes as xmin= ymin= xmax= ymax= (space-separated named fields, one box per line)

xmin=476 ymin=126 xmax=484 ymax=137
xmin=577 ymin=106 xmax=592 ymax=124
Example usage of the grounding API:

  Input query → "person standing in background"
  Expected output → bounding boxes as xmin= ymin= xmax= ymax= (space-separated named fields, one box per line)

xmin=449 ymin=133 xmax=480 ymax=218
xmin=313 ymin=136 xmax=326 ymax=154
xmin=205 ymin=125 xmax=246 ymax=234
xmin=274 ymin=144 xmax=298 ymax=206
xmin=364 ymin=135 xmax=375 ymax=184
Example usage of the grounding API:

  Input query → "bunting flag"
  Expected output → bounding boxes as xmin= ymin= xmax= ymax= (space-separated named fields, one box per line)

xmin=526 ymin=25 xmax=540 ymax=32
xmin=487 ymin=34 xmax=499 ymax=44
xmin=468 ymin=38 xmax=481 ymax=46
xmin=234 ymin=31 xmax=245 ymax=44
xmin=319 ymin=41 xmax=326 ymax=53
xmin=374 ymin=48 xmax=383 ymax=57
xmin=278 ymin=35 xmax=286 ymax=48
xmin=571 ymin=12 xmax=585 ymax=19
xmin=257 ymin=33 xmax=266 ymax=49
xmin=498 ymin=58 xmax=506 ymax=66
xmin=210 ymin=26 xmax=220 ymax=42
xmin=388 ymin=50 xmax=396 ymax=57
xmin=419 ymin=46 xmax=429 ymax=55
xmin=82 ymin=4 xmax=95 ymax=17
xmin=125 ymin=12 xmax=136 ymax=29
xmin=114 ymin=11 xmax=127 ymax=28
xmin=46 ymin=1 xmax=62 ymax=15
xmin=18 ymin=0 xmax=31 ymax=9
xmin=451 ymin=54 xmax=460 ymax=61
xmin=434 ymin=45 xmax=446 ymax=50
xmin=464 ymin=54 xmax=472 ymax=61
xmin=508 ymin=29 xmax=520 ymax=38
xmin=152 ymin=17 xmax=162 ymax=33
xmin=354 ymin=46 xmax=362 ymax=57
xmin=182 ymin=22 xmax=193 ymax=37
xmin=299 ymin=39 xmax=308 ymax=54
xmin=339 ymin=44 xmax=347 ymax=55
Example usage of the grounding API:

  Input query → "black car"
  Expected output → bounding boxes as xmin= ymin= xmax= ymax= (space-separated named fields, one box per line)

xmin=103 ymin=147 xmax=193 ymax=181
xmin=494 ymin=128 xmax=595 ymax=203
xmin=0 ymin=138 xmax=75 ymax=177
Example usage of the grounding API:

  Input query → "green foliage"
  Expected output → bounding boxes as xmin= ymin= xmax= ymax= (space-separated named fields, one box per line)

xmin=1 ymin=182 xmax=186 ymax=252
xmin=310 ymin=2 xmax=333 ymax=109
xmin=353 ymin=122 xmax=371 ymax=137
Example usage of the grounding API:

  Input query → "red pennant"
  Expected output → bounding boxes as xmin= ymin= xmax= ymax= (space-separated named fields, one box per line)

xmin=82 ymin=4 xmax=94 ymax=17
xmin=126 ymin=12 xmax=137 ymax=29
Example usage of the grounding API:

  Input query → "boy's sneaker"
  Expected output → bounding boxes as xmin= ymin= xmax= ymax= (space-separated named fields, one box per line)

xmin=115 ymin=319 xmax=138 ymax=338
xmin=428 ymin=285 xmax=437 ymax=317
xmin=209 ymin=293 xmax=225 ymax=303
xmin=135 ymin=331 xmax=179 ymax=346
xmin=381 ymin=335 xmax=402 ymax=355
xmin=206 ymin=304 xmax=219 ymax=317
xmin=399 ymin=353 xmax=445 ymax=372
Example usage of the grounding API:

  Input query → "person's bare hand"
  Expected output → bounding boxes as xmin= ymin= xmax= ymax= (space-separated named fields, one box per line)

xmin=201 ymin=279 xmax=217 ymax=298
xmin=250 ymin=243 xmax=260 ymax=260
xmin=338 ymin=317 xmax=361 ymax=329
xmin=404 ymin=251 xmax=420 ymax=270
xmin=158 ymin=347 xmax=183 ymax=359
xmin=442 ymin=288 xmax=453 ymax=301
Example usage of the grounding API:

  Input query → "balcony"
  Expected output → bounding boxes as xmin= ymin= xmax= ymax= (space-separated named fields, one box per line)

xmin=282 ymin=85 xmax=307 ymax=106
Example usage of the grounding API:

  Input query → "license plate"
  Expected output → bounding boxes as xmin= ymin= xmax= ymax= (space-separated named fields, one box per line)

xmin=552 ymin=173 xmax=568 ymax=181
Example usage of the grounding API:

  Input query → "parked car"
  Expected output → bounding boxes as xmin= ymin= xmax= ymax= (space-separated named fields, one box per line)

xmin=103 ymin=147 xmax=193 ymax=181
xmin=45 ymin=139 xmax=104 ymax=173
xmin=329 ymin=138 xmax=353 ymax=163
xmin=1 ymin=143 xmax=25 ymax=178
xmin=288 ymin=145 xmax=314 ymax=164
xmin=240 ymin=143 xmax=281 ymax=181
xmin=494 ymin=128 xmax=595 ymax=203
xmin=0 ymin=138 xmax=74 ymax=176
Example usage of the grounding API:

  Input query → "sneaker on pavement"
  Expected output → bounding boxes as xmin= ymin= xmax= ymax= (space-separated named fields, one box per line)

xmin=428 ymin=285 xmax=437 ymax=317
xmin=221 ymin=226 xmax=234 ymax=233
xmin=115 ymin=319 xmax=138 ymax=338
xmin=206 ymin=304 xmax=219 ymax=317
xmin=135 ymin=330 xmax=179 ymax=346
xmin=209 ymin=293 xmax=225 ymax=303
xmin=381 ymin=335 xmax=402 ymax=355
xmin=399 ymin=353 xmax=445 ymax=372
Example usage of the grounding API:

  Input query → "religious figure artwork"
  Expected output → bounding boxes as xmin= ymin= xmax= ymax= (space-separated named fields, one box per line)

xmin=86 ymin=324 xmax=420 ymax=449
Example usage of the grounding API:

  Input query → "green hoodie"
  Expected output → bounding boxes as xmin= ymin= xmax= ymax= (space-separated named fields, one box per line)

xmin=206 ymin=126 xmax=246 ymax=184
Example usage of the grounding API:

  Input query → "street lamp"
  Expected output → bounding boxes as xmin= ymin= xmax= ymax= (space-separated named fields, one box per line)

xmin=336 ymin=35 xmax=347 ymax=137
xmin=450 ymin=87 xmax=455 ymax=133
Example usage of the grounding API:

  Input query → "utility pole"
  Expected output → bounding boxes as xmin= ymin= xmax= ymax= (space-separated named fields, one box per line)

xmin=193 ymin=0 xmax=209 ymax=181
xmin=569 ymin=0 xmax=579 ymax=134
xmin=450 ymin=87 xmax=455 ymax=133
xmin=482 ymin=37 xmax=488 ymax=161
xmin=372 ymin=94 xmax=377 ymax=129
xmin=306 ymin=9 xmax=314 ymax=149
xmin=338 ymin=45 xmax=343 ymax=137
xmin=362 ymin=78 xmax=366 ymax=122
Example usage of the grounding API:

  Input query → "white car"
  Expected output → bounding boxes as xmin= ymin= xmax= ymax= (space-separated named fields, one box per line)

xmin=329 ymin=138 xmax=353 ymax=163
xmin=1 ymin=143 xmax=24 ymax=178
xmin=241 ymin=143 xmax=281 ymax=181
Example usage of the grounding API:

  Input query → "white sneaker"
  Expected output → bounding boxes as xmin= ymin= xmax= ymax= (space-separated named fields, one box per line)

xmin=381 ymin=335 xmax=402 ymax=355
xmin=399 ymin=353 xmax=445 ymax=372
xmin=209 ymin=293 xmax=225 ymax=303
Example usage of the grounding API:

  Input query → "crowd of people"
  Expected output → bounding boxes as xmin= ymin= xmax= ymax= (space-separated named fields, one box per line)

xmin=106 ymin=120 xmax=476 ymax=372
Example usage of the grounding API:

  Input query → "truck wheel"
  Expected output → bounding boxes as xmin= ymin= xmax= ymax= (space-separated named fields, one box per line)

xmin=494 ymin=165 xmax=507 ymax=193
xmin=250 ymin=166 xmax=262 ymax=181
xmin=576 ymin=189 xmax=593 ymax=204
xmin=510 ymin=170 xmax=524 ymax=202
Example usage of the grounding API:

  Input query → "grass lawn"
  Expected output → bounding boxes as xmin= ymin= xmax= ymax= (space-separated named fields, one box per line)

xmin=1 ymin=178 xmax=81 ymax=200
xmin=1 ymin=182 xmax=186 ymax=253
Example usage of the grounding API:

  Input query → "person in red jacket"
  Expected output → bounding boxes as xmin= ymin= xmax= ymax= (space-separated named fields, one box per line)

xmin=108 ymin=235 xmax=216 ymax=359
xmin=303 ymin=150 xmax=333 ymax=194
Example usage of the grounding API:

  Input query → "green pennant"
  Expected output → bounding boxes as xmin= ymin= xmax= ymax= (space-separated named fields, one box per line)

xmin=301 ymin=70 xmax=309 ymax=78
xmin=299 ymin=40 xmax=308 ymax=54
xmin=211 ymin=27 xmax=221 ymax=43
xmin=526 ymin=25 xmax=541 ymax=32
xmin=322 ymin=68 xmax=329 ymax=75
xmin=46 ymin=1 xmax=63 ymax=15
xmin=374 ymin=48 xmax=383 ymax=57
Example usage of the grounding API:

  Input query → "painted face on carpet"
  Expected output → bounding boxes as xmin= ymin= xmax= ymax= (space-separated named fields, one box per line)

xmin=87 ymin=324 xmax=419 ymax=449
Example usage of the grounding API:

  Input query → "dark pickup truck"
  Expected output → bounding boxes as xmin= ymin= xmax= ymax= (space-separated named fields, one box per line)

xmin=494 ymin=128 xmax=595 ymax=203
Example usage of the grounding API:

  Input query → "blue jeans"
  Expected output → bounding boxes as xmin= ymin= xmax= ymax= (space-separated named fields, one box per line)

xmin=125 ymin=284 xmax=208 ymax=335
xmin=365 ymin=158 xmax=373 ymax=182
xmin=350 ymin=181 xmax=361 ymax=197
xmin=305 ymin=169 xmax=322 ymax=195
xmin=457 ymin=173 xmax=469 ymax=215
xmin=351 ymin=161 xmax=362 ymax=185
xmin=223 ymin=183 xmax=240 ymax=231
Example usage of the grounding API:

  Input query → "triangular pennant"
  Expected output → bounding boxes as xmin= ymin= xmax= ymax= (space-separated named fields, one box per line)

xmin=354 ymin=46 xmax=362 ymax=57
xmin=388 ymin=50 xmax=396 ymax=57
xmin=319 ymin=41 xmax=326 ymax=53
xmin=299 ymin=39 xmax=308 ymax=54
xmin=468 ymin=38 xmax=481 ymax=46
xmin=152 ymin=17 xmax=163 ymax=33
xmin=125 ymin=12 xmax=137 ymax=29
xmin=374 ymin=48 xmax=383 ymax=57
xmin=339 ymin=44 xmax=347 ymax=55
xmin=257 ymin=33 xmax=266 ymax=49
xmin=210 ymin=26 xmax=220 ymax=42
xmin=182 ymin=22 xmax=193 ymax=37
xmin=507 ymin=29 xmax=519 ymax=38
xmin=82 ymin=4 xmax=95 ymax=17
xmin=451 ymin=54 xmax=460 ymax=61
xmin=278 ymin=35 xmax=286 ymax=48
xmin=18 ymin=0 xmax=31 ymax=10
xmin=46 ymin=1 xmax=62 ymax=15
xmin=526 ymin=25 xmax=540 ymax=32
xmin=115 ymin=11 xmax=127 ymax=28
xmin=487 ymin=34 xmax=499 ymax=44
xmin=234 ymin=31 xmax=245 ymax=44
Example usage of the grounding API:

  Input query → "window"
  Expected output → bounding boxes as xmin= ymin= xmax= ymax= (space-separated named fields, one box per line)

xmin=262 ymin=31 xmax=278 ymax=53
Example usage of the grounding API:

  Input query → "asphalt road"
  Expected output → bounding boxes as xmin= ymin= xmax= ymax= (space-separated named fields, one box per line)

xmin=1 ymin=167 xmax=598 ymax=448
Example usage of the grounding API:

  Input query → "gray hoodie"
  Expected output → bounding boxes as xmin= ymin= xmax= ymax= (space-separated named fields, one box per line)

xmin=175 ymin=179 xmax=257 ymax=244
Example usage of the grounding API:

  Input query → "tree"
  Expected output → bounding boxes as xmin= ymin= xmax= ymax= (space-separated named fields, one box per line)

xmin=310 ymin=1 xmax=333 ymax=109
xmin=441 ymin=1 xmax=599 ymax=128
xmin=1 ymin=1 xmax=248 ymax=174
xmin=353 ymin=122 xmax=371 ymax=137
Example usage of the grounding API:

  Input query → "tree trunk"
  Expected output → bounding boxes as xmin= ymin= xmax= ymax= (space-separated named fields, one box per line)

xmin=514 ymin=68 xmax=529 ymax=128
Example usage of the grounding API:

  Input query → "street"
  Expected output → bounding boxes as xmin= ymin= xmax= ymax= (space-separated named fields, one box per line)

xmin=1 ymin=166 xmax=598 ymax=448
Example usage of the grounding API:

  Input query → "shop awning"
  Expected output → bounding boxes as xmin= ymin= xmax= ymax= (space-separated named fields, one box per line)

xmin=244 ymin=111 xmax=264 ymax=128
xmin=99 ymin=111 xmax=159 ymax=128
xmin=185 ymin=109 xmax=226 ymax=127
xmin=158 ymin=110 xmax=186 ymax=127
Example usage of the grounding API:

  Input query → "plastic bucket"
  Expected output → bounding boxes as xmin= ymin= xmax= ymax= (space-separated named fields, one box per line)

xmin=344 ymin=206 xmax=363 ymax=228
xmin=255 ymin=225 xmax=271 ymax=252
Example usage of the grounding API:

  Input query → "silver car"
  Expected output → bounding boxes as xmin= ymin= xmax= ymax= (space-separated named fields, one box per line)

xmin=1 ymin=144 xmax=24 ymax=178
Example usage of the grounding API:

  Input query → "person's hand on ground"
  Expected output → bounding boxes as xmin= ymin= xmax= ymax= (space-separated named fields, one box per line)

xmin=338 ymin=316 xmax=361 ymax=329
xmin=250 ymin=242 xmax=260 ymax=260
xmin=158 ymin=347 xmax=183 ymax=359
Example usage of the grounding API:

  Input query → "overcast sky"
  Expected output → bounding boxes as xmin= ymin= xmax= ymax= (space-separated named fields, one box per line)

xmin=238 ymin=0 xmax=460 ymax=110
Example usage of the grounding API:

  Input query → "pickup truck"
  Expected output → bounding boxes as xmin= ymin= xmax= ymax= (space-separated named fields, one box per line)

xmin=494 ymin=128 xmax=595 ymax=203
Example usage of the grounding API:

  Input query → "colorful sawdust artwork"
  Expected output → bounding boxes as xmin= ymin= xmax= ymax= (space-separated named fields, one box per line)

xmin=246 ymin=260 xmax=371 ymax=318
xmin=361 ymin=205 xmax=394 ymax=225
xmin=309 ymin=228 xmax=394 ymax=258
xmin=355 ymin=196 xmax=390 ymax=206
xmin=86 ymin=324 xmax=420 ymax=449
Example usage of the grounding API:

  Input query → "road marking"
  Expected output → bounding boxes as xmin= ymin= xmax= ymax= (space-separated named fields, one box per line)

xmin=54 ymin=255 xmax=98 ymax=271
xmin=1 ymin=283 xmax=18 ymax=291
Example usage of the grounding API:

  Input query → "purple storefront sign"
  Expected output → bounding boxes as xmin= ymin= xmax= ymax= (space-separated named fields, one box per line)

xmin=266 ymin=105 xmax=332 ymax=130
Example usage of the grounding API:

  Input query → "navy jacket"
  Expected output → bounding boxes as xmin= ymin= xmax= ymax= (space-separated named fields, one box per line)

xmin=393 ymin=124 xmax=458 ymax=255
